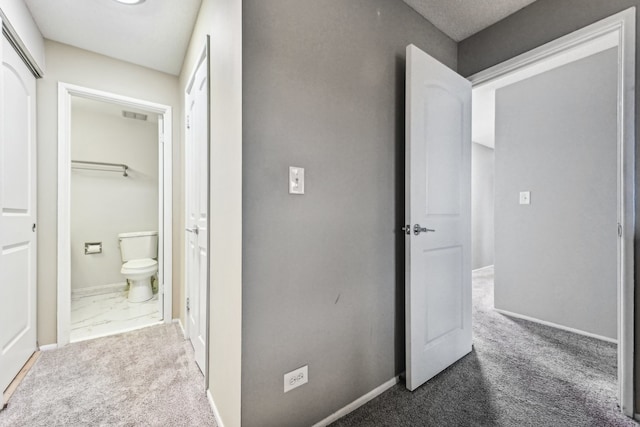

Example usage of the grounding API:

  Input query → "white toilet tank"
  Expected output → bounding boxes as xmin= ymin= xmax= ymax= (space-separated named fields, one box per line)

xmin=118 ymin=231 xmax=158 ymax=262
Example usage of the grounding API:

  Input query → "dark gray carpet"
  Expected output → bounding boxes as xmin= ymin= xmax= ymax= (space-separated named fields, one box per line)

xmin=0 ymin=323 xmax=216 ymax=427
xmin=331 ymin=267 xmax=637 ymax=427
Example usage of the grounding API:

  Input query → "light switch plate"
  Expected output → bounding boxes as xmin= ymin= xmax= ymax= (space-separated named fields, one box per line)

xmin=519 ymin=191 xmax=531 ymax=205
xmin=289 ymin=166 xmax=304 ymax=195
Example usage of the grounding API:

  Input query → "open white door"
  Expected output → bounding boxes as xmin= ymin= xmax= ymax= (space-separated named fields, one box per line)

xmin=0 ymin=34 xmax=37 ymax=392
xmin=185 ymin=46 xmax=209 ymax=374
xmin=405 ymin=44 xmax=472 ymax=391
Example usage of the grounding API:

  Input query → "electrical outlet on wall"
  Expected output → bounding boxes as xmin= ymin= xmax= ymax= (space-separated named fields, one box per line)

xmin=284 ymin=365 xmax=308 ymax=393
xmin=519 ymin=191 xmax=531 ymax=205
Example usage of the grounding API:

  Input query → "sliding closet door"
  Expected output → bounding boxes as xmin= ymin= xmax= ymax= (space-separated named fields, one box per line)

xmin=0 ymin=33 xmax=37 ymax=393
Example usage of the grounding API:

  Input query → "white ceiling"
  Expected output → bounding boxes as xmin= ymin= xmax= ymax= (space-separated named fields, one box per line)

xmin=403 ymin=0 xmax=538 ymax=41
xmin=24 ymin=0 xmax=202 ymax=75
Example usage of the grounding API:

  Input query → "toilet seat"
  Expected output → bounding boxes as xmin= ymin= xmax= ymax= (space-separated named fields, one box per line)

xmin=121 ymin=258 xmax=157 ymax=275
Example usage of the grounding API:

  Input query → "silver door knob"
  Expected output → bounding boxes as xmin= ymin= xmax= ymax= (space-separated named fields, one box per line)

xmin=400 ymin=224 xmax=410 ymax=235
xmin=414 ymin=224 xmax=435 ymax=235
xmin=185 ymin=226 xmax=199 ymax=235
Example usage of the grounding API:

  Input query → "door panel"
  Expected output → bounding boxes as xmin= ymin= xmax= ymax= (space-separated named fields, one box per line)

xmin=0 ymin=34 xmax=37 ymax=393
xmin=406 ymin=44 xmax=471 ymax=391
xmin=185 ymin=48 xmax=209 ymax=374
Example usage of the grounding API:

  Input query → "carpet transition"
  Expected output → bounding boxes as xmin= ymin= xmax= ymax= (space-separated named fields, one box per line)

xmin=331 ymin=267 xmax=637 ymax=427
xmin=0 ymin=323 xmax=216 ymax=426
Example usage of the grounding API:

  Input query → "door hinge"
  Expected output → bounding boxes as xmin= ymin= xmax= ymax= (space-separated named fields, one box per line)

xmin=618 ymin=223 xmax=623 ymax=238
xmin=186 ymin=115 xmax=191 ymax=130
xmin=186 ymin=297 xmax=190 ymax=312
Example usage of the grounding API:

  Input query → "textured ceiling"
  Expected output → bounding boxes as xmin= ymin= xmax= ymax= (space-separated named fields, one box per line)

xmin=403 ymin=0 xmax=538 ymax=41
xmin=24 ymin=0 xmax=202 ymax=75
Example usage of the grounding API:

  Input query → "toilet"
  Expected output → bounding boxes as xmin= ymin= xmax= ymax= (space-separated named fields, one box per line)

xmin=118 ymin=231 xmax=158 ymax=303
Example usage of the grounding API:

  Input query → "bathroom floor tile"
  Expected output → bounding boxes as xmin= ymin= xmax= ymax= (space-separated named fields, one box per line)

xmin=70 ymin=290 xmax=162 ymax=342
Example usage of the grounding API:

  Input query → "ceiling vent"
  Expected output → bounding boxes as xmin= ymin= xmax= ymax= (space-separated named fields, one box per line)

xmin=122 ymin=110 xmax=148 ymax=121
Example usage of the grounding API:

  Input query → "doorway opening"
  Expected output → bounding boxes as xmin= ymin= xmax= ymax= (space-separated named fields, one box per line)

xmin=469 ymin=8 xmax=635 ymax=416
xmin=57 ymin=83 xmax=173 ymax=346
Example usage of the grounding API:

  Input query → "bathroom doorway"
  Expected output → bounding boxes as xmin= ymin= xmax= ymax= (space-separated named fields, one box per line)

xmin=57 ymin=84 xmax=174 ymax=346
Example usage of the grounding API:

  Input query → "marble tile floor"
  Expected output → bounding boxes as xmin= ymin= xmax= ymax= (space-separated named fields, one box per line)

xmin=70 ymin=290 xmax=162 ymax=342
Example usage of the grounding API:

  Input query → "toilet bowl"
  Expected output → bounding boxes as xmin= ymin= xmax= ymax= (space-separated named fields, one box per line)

xmin=118 ymin=231 xmax=158 ymax=303
xmin=121 ymin=258 xmax=158 ymax=302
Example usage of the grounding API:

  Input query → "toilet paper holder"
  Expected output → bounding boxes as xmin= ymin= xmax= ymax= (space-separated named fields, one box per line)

xmin=85 ymin=242 xmax=102 ymax=255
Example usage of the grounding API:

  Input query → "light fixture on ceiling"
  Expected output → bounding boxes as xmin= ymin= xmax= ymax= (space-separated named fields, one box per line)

xmin=113 ymin=0 xmax=146 ymax=5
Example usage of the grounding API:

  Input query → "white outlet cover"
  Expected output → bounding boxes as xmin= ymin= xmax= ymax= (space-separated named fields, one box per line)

xmin=284 ymin=365 xmax=308 ymax=393
xmin=519 ymin=191 xmax=531 ymax=205
xmin=289 ymin=166 xmax=305 ymax=195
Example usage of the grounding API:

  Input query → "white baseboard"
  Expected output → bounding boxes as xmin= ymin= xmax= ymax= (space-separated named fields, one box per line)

xmin=71 ymin=282 xmax=127 ymax=298
xmin=494 ymin=308 xmax=617 ymax=344
xmin=173 ymin=318 xmax=187 ymax=339
xmin=472 ymin=264 xmax=494 ymax=272
xmin=311 ymin=376 xmax=400 ymax=427
xmin=38 ymin=343 xmax=58 ymax=351
xmin=207 ymin=389 xmax=224 ymax=427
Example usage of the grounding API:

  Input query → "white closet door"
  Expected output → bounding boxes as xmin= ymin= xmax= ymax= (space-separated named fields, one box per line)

xmin=0 ymin=34 xmax=37 ymax=393
xmin=185 ymin=48 xmax=209 ymax=374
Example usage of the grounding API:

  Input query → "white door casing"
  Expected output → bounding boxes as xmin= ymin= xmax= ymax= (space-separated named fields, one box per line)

xmin=157 ymin=114 xmax=165 ymax=319
xmin=185 ymin=45 xmax=209 ymax=374
xmin=0 ymin=34 xmax=37 ymax=392
xmin=405 ymin=44 xmax=472 ymax=391
xmin=57 ymin=83 xmax=173 ymax=347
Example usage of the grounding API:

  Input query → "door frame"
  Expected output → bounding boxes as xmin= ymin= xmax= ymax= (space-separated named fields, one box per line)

xmin=183 ymin=38 xmax=211 ymax=383
xmin=56 ymin=82 xmax=173 ymax=346
xmin=468 ymin=8 xmax=635 ymax=416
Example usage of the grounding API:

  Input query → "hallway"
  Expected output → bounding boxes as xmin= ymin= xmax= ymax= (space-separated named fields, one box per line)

xmin=0 ymin=324 xmax=215 ymax=426
xmin=331 ymin=268 xmax=634 ymax=426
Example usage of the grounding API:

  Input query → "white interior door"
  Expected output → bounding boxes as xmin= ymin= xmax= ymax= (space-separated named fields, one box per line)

xmin=185 ymin=50 xmax=209 ymax=374
xmin=0 ymin=34 xmax=37 ymax=392
xmin=405 ymin=44 xmax=472 ymax=391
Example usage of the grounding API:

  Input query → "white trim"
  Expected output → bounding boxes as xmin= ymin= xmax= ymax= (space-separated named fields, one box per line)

xmin=468 ymin=8 xmax=635 ymax=416
xmin=57 ymin=82 xmax=173 ymax=347
xmin=38 ymin=343 xmax=58 ymax=352
xmin=172 ymin=318 xmax=187 ymax=339
xmin=495 ymin=308 xmax=617 ymax=344
xmin=472 ymin=265 xmax=494 ymax=272
xmin=207 ymin=389 xmax=225 ymax=427
xmin=311 ymin=376 xmax=400 ymax=427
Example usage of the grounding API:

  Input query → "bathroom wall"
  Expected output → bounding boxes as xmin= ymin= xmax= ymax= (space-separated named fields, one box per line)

xmin=70 ymin=98 xmax=158 ymax=292
xmin=37 ymin=40 xmax=181 ymax=345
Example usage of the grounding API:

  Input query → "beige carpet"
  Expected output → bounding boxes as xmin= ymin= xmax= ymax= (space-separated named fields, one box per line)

xmin=0 ymin=323 xmax=216 ymax=426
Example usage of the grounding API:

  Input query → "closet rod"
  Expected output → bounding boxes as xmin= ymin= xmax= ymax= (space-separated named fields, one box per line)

xmin=71 ymin=160 xmax=129 ymax=177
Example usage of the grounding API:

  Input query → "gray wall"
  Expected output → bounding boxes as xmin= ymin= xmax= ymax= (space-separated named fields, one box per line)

xmin=242 ymin=1 xmax=456 ymax=426
xmin=494 ymin=48 xmax=618 ymax=339
xmin=472 ymin=143 xmax=494 ymax=270
xmin=457 ymin=0 xmax=640 ymax=407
